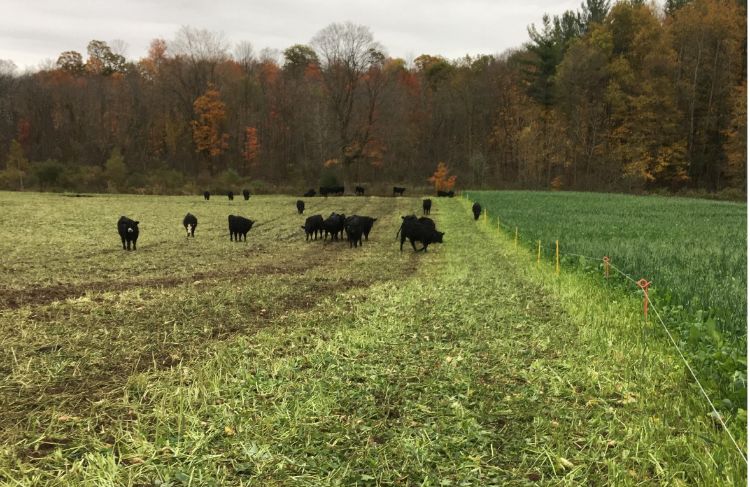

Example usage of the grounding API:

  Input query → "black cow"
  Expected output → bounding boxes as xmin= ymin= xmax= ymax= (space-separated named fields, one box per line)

xmin=423 ymin=198 xmax=432 ymax=215
xmin=302 ymin=214 xmax=324 ymax=240
xmin=472 ymin=202 xmax=482 ymax=220
xmin=228 ymin=191 xmax=234 ymax=201
xmin=319 ymin=186 xmax=330 ymax=197
xmin=358 ymin=216 xmax=377 ymax=240
xmin=243 ymin=189 xmax=251 ymax=200
xmin=323 ymin=212 xmax=346 ymax=240
xmin=183 ymin=213 xmax=198 ymax=237
xmin=397 ymin=215 xmax=444 ymax=252
xmin=203 ymin=191 xmax=210 ymax=200
xmin=355 ymin=186 xmax=365 ymax=196
xmin=393 ymin=186 xmax=406 ymax=196
xmin=296 ymin=200 xmax=305 ymax=214
xmin=333 ymin=185 xmax=345 ymax=196
xmin=304 ymin=189 xmax=316 ymax=197
xmin=345 ymin=216 xmax=364 ymax=248
xmin=437 ymin=190 xmax=455 ymax=197
xmin=117 ymin=216 xmax=139 ymax=250
xmin=228 ymin=215 xmax=255 ymax=241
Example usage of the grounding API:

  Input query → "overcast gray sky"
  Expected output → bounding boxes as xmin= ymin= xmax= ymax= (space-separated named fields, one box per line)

xmin=3 ymin=0 xmax=582 ymax=71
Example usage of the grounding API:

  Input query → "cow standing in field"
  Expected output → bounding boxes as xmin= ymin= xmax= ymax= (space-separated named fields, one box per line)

xmin=183 ymin=213 xmax=198 ymax=237
xmin=472 ymin=202 xmax=482 ymax=220
xmin=204 ymin=191 xmax=210 ymax=200
xmin=437 ymin=190 xmax=455 ymax=197
xmin=345 ymin=216 xmax=364 ymax=248
xmin=397 ymin=215 xmax=444 ymax=252
xmin=228 ymin=215 xmax=255 ymax=241
xmin=423 ymin=199 xmax=432 ymax=215
xmin=358 ymin=216 xmax=377 ymax=240
xmin=323 ymin=212 xmax=346 ymax=240
xmin=393 ymin=186 xmax=406 ymax=196
xmin=117 ymin=216 xmax=140 ymax=250
xmin=228 ymin=191 xmax=234 ymax=201
xmin=296 ymin=200 xmax=305 ymax=214
xmin=355 ymin=186 xmax=365 ymax=196
xmin=243 ymin=189 xmax=251 ymax=200
xmin=302 ymin=214 xmax=324 ymax=240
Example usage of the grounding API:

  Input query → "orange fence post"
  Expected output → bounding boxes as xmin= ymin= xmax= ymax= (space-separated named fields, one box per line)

xmin=636 ymin=279 xmax=651 ymax=321
xmin=603 ymin=256 xmax=610 ymax=279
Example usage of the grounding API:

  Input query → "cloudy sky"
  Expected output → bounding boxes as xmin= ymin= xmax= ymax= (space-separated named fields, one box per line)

xmin=3 ymin=0 xmax=582 ymax=71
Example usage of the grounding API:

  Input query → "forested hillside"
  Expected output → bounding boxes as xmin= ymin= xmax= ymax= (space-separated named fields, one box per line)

xmin=0 ymin=0 xmax=745 ymax=195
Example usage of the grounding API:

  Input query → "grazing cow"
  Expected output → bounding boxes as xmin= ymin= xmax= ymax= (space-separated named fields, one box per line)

xmin=437 ymin=190 xmax=455 ymax=197
xmin=183 ymin=213 xmax=198 ymax=237
xmin=296 ymin=200 xmax=305 ymax=214
xmin=203 ymin=191 xmax=210 ymax=200
xmin=228 ymin=215 xmax=255 ymax=241
xmin=397 ymin=215 xmax=444 ymax=252
xmin=304 ymin=189 xmax=316 ymax=197
xmin=423 ymin=198 xmax=432 ymax=215
xmin=117 ymin=216 xmax=139 ymax=250
xmin=345 ymin=216 xmax=364 ymax=248
xmin=393 ymin=186 xmax=406 ymax=196
xmin=355 ymin=186 xmax=365 ymax=196
xmin=302 ymin=214 xmax=324 ymax=240
xmin=228 ymin=191 xmax=234 ymax=201
xmin=319 ymin=186 xmax=330 ymax=197
xmin=472 ymin=202 xmax=482 ymax=220
xmin=323 ymin=212 xmax=346 ymax=240
xmin=243 ymin=189 xmax=251 ymax=200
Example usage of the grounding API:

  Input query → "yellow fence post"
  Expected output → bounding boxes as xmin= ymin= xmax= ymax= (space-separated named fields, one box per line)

xmin=537 ymin=240 xmax=541 ymax=265
xmin=555 ymin=240 xmax=560 ymax=275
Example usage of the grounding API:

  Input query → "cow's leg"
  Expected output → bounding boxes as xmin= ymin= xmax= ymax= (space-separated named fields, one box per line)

xmin=400 ymin=235 xmax=406 ymax=251
xmin=132 ymin=240 xmax=137 ymax=250
xmin=410 ymin=238 xmax=418 ymax=252
xmin=121 ymin=237 xmax=126 ymax=250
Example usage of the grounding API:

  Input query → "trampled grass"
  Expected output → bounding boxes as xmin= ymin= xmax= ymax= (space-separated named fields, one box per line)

xmin=0 ymin=191 xmax=745 ymax=485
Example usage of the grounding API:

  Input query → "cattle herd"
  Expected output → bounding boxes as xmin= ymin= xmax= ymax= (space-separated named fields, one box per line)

xmin=117 ymin=189 xmax=471 ymax=252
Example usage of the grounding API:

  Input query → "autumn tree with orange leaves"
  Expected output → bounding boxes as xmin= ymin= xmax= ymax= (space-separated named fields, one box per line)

xmin=242 ymin=126 xmax=260 ymax=175
xmin=428 ymin=162 xmax=457 ymax=192
xmin=191 ymin=84 xmax=229 ymax=175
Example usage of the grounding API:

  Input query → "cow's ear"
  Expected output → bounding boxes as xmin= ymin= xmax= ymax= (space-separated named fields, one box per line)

xmin=439 ymin=232 xmax=445 ymax=236
xmin=135 ymin=221 xmax=140 ymax=225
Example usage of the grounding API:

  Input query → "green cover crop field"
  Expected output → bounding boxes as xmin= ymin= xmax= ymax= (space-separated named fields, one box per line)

xmin=467 ymin=191 xmax=747 ymax=413
xmin=0 ymin=192 xmax=745 ymax=485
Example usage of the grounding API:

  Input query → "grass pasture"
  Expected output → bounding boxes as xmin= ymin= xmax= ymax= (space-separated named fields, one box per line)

xmin=0 ymin=191 xmax=746 ymax=485
xmin=466 ymin=191 xmax=747 ymax=412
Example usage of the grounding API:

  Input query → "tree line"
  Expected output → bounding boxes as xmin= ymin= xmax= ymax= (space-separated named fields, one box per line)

xmin=0 ymin=0 xmax=745 ymax=196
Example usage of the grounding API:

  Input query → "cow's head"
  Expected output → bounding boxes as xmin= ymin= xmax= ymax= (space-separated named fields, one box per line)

xmin=433 ymin=231 xmax=444 ymax=243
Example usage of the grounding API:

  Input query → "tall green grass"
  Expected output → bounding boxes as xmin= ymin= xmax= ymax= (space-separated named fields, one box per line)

xmin=466 ymin=190 xmax=747 ymax=411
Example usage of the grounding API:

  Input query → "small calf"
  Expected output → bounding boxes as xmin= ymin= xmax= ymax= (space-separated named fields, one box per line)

xmin=393 ymin=186 xmax=406 ymax=196
xmin=242 ymin=189 xmax=251 ymax=200
xmin=423 ymin=198 xmax=432 ymax=215
xmin=296 ymin=200 xmax=305 ymax=214
xmin=228 ymin=191 xmax=234 ymax=201
xmin=203 ymin=191 xmax=210 ymax=200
